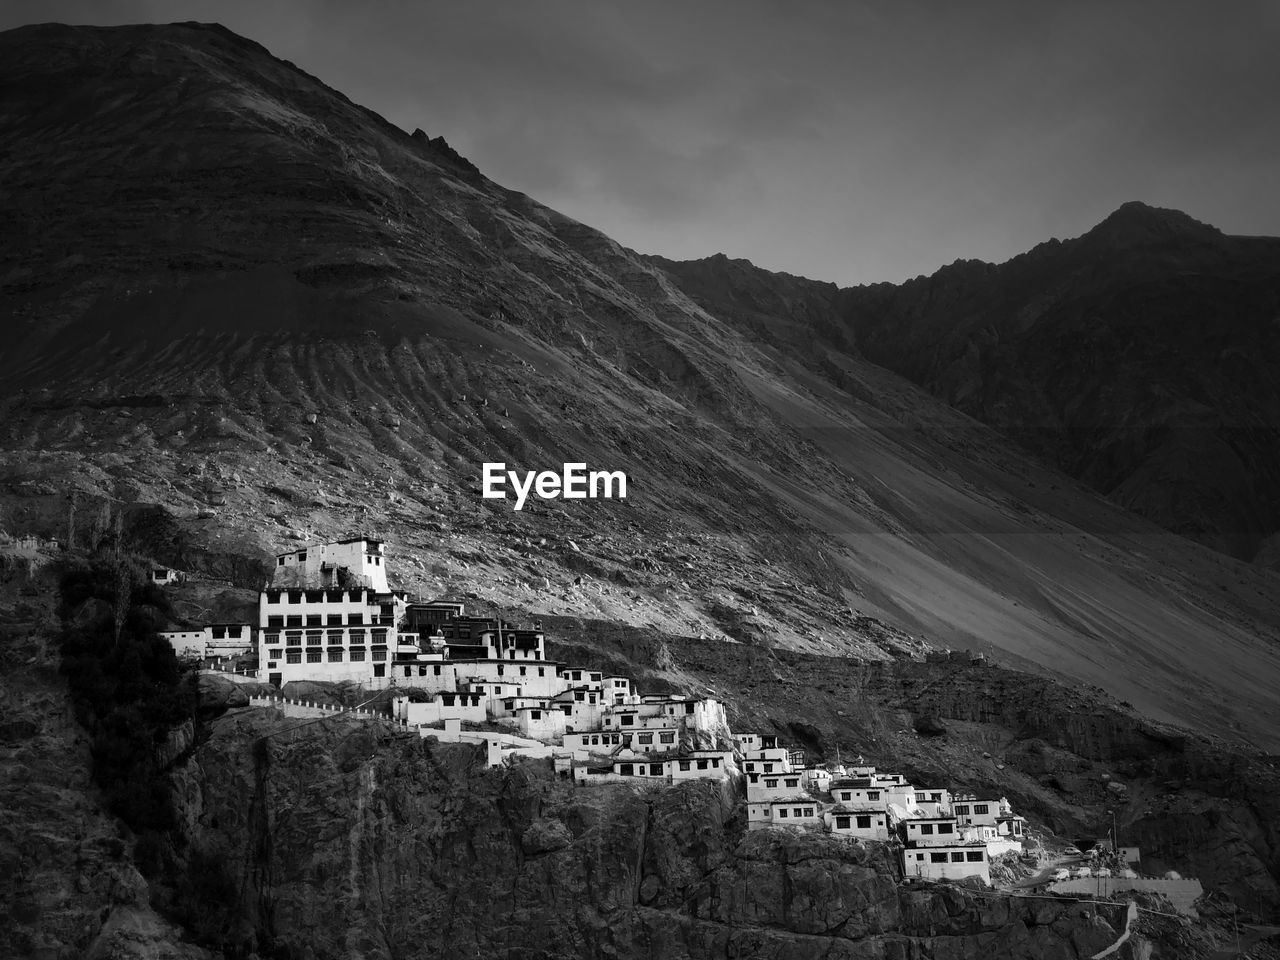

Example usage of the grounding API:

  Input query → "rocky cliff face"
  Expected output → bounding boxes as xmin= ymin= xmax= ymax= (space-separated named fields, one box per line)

xmin=167 ymin=709 xmax=1132 ymax=960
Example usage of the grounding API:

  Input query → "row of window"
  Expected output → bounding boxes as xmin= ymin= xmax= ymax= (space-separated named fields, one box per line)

xmin=265 ymin=630 xmax=389 ymax=646
xmin=616 ymin=757 xmax=722 ymax=776
xmin=269 ymin=648 xmax=387 ymax=663
xmin=761 ymin=777 xmax=801 ymax=789
xmin=276 ymin=553 xmax=382 ymax=566
xmin=265 ymin=614 xmax=393 ymax=628
xmin=836 ymin=790 xmax=881 ymax=802
xmin=912 ymin=851 xmax=985 ymax=864
xmin=834 ymin=815 xmax=877 ymax=829
xmin=775 ymin=806 xmax=816 ymax=819
xmin=914 ymin=822 xmax=955 ymax=835
xmin=636 ymin=732 xmax=676 ymax=745
xmin=953 ymin=803 xmax=990 ymax=815
xmin=264 ymin=589 xmax=381 ymax=603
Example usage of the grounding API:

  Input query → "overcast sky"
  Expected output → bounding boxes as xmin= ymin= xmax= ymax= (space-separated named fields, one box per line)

xmin=4 ymin=0 xmax=1278 ymax=285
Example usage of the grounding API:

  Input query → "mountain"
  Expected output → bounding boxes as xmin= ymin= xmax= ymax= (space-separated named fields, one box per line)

xmin=5 ymin=20 xmax=1280 ymax=956
xmin=656 ymin=205 xmax=1280 ymax=566
xmin=839 ymin=202 xmax=1280 ymax=564
xmin=3 ymin=22 xmax=1280 ymax=748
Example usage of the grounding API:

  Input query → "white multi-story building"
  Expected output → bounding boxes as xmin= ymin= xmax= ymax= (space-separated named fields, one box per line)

xmin=257 ymin=586 xmax=405 ymax=686
xmin=273 ymin=537 xmax=390 ymax=592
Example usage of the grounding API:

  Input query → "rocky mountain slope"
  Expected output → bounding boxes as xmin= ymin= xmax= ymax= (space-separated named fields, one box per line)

xmin=655 ymin=206 xmax=1280 ymax=565
xmin=2 ymin=22 xmax=1280 ymax=754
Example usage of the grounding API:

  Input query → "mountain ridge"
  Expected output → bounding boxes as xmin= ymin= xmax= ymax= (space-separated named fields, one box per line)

xmin=3 ymin=21 xmax=1280 ymax=754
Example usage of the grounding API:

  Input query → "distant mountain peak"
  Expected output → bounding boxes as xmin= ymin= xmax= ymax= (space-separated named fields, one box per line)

xmin=1082 ymin=200 xmax=1222 ymax=248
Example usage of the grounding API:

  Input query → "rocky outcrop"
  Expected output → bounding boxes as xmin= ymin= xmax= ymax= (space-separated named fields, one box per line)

xmin=165 ymin=711 xmax=1130 ymax=959
xmin=0 ymin=597 xmax=206 ymax=959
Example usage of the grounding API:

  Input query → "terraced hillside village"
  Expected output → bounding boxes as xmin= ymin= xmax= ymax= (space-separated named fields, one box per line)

xmin=2 ymin=20 xmax=1280 ymax=960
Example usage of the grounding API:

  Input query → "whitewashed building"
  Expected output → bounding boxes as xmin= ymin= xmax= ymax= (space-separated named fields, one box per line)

xmin=827 ymin=806 xmax=891 ymax=841
xmin=902 ymin=844 xmax=990 ymax=883
xmin=161 ymin=622 xmax=254 ymax=659
xmin=258 ymin=586 xmax=406 ymax=687
xmin=747 ymin=797 xmax=822 ymax=831
xmin=745 ymin=770 xmax=806 ymax=801
xmin=273 ymin=537 xmax=389 ymax=592
xmin=903 ymin=816 xmax=964 ymax=847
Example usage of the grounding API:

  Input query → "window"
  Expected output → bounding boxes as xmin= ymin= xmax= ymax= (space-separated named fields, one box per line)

xmin=404 ymin=667 xmax=412 ymax=677
xmin=778 ymin=809 xmax=788 ymax=818
xmin=966 ymin=851 xmax=984 ymax=862
xmin=286 ymin=651 xmax=301 ymax=664
xmin=950 ymin=852 xmax=965 ymax=863
xmin=696 ymin=760 xmax=708 ymax=770
xmin=530 ymin=710 xmax=541 ymax=720
xmin=938 ymin=823 xmax=953 ymax=834
xmin=306 ymin=615 xmax=321 ymax=627
xmin=373 ymin=665 xmax=384 ymax=677
xmin=277 ymin=557 xmax=285 ymax=566
xmin=286 ymin=632 xmax=302 ymax=647
xmin=867 ymin=791 xmax=880 ymax=801
xmin=497 ymin=665 xmax=504 ymax=676
xmin=286 ymin=615 xmax=302 ymax=628
xmin=296 ymin=553 xmax=307 ymax=563
xmin=764 ymin=763 xmax=774 ymax=773
xmin=575 ymin=691 xmax=584 ymax=702
xmin=685 ymin=703 xmax=694 ymax=714
xmin=433 ymin=665 xmax=441 ymax=676
xmin=836 ymin=816 xmax=851 ymax=829
xmin=956 ymin=805 xmax=969 ymax=815
xmin=537 ymin=667 xmax=545 ymax=677
xmin=620 ymin=764 xmax=632 ymax=776
xmin=519 ymin=666 xmax=526 ymax=676
xmin=931 ymin=793 xmax=942 ymax=803
xmin=974 ymin=804 xmax=989 ymax=815
xmin=287 ymin=591 xmax=302 ymax=604
xmin=785 ymin=778 xmax=798 ymax=788
xmin=803 ymin=808 xmax=814 ymax=817
xmin=327 ymin=630 xmax=343 ymax=644
xmin=659 ymin=732 xmax=675 ymax=744
xmin=327 ymin=614 xmax=342 ymax=626
xmin=306 ymin=631 xmax=322 ymax=645
xmin=678 ymin=760 xmax=690 ymax=771
xmin=372 ymin=649 xmax=386 ymax=661
xmin=349 ymin=613 xmax=364 ymax=626
xmin=856 ymin=815 xmax=872 ymax=829
xmin=269 ymin=648 xmax=282 ymax=659
xmin=328 ymin=649 xmax=343 ymax=662
xmin=350 ymin=649 xmax=365 ymax=662
xmin=638 ymin=733 xmax=653 ymax=744
xmin=621 ymin=715 xmax=634 ymax=726
xmin=841 ymin=792 xmax=852 ymax=802
xmin=649 ymin=764 xmax=661 ymax=776
xmin=920 ymin=824 xmax=934 ymax=835
xmin=930 ymin=852 xmax=947 ymax=864
xmin=267 ymin=616 xmax=284 ymax=629
xmin=765 ymin=779 xmax=778 ymax=788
